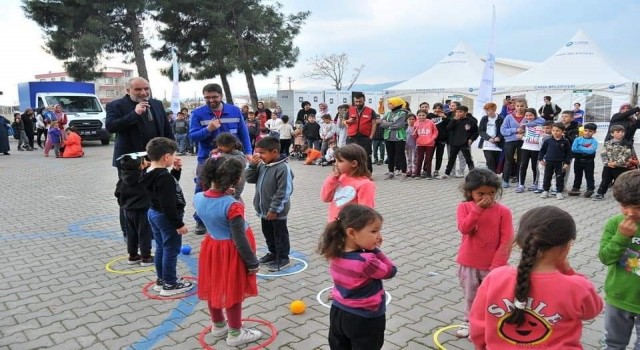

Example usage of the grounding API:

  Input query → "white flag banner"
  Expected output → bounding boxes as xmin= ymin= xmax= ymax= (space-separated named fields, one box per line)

xmin=473 ymin=5 xmax=496 ymax=117
xmin=170 ymin=48 xmax=180 ymax=116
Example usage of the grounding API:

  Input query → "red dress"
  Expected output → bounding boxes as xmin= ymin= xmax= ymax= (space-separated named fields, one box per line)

xmin=196 ymin=190 xmax=257 ymax=308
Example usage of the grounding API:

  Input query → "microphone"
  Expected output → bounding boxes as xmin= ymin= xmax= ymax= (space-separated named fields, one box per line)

xmin=142 ymin=98 xmax=153 ymax=121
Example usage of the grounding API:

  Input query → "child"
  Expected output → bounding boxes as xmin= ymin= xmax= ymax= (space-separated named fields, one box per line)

xmin=256 ymin=127 xmax=269 ymax=145
xmin=538 ymin=123 xmax=572 ymax=200
xmin=246 ymin=136 xmax=294 ymax=271
xmin=246 ymin=111 xmax=259 ymax=149
xmin=291 ymin=122 xmax=305 ymax=159
xmin=335 ymin=104 xmax=349 ymax=148
xmin=560 ymin=111 xmax=580 ymax=189
xmin=115 ymin=152 xmax=154 ymax=267
xmin=592 ymin=125 xmax=635 ymax=201
xmin=413 ymin=109 xmax=438 ymax=178
xmin=302 ymin=114 xmax=321 ymax=150
xmin=317 ymin=204 xmax=396 ymax=350
xmin=533 ymin=120 xmax=554 ymax=193
xmin=455 ymin=168 xmax=514 ymax=338
xmin=372 ymin=118 xmax=385 ymax=166
xmin=265 ymin=113 xmax=283 ymax=139
xmin=405 ymin=114 xmax=417 ymax=178
xmin=320 ymin=114 xmax=337 ymax=156
xmin=515 ymin=108 xmax=545 ymax=193
xmin=278 ymin=115 xmax=294 ymax=157
xmin=320 ymin=140 xmax=337 ymax=167
xmin=194 ymin=157 xmax=262 ymax=347
xmin=441 ymin=106 xmax=477 ymax=179
xmin=211 ymin=132 xmax=247 ymax=202
xmin=478 ymin=102 xmax=503 ymax=174
xmin=45 ymin=121 xmax=63 ymax=157
xmin=470 ymin=206 xmax=603 ymax=348
xmin=568 ymin=123 xmax=598 ymax=197
xmin=320 ymin=143 xmax=375 ymax=222
xmin=302 ymin=145 xmax=322 ymax=165
xmin=141 ymin=137 xmax=193 ymax=296
xmin=174 ymin=112 xmax=189 ymax=155
xmin=62 ymin=127 xmax=84 ymax=158
xmin=599 ymin=170 xmax=640 ymax=348
xmin=430 ymin=102 xmax=449 ymax=177
xmin=12 ymin=114 xmax=32 ymax=151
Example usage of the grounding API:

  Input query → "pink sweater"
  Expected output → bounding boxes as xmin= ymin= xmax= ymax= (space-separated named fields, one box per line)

xmin=413 ymin=119 xmax=438 ymax=146
xmin=456 ymin=201 xmax=513 ymax=270
xmin=320 ymin=174 xmax=375 ymax=222
xmin=469 ymin=266 xmax=603 ymax=349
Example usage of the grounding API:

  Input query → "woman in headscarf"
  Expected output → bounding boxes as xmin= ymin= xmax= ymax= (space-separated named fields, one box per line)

xmin=0 ymin=115 xmax=11 ymax=155
xmin=274 ymin=105 xmax=284 ymax=120
xmin=380 ymin=97 xmax=409 ymax=180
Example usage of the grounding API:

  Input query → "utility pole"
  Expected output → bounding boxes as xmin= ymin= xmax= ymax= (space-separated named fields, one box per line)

xmin=287 ymin=76 xmax=294 ymax=90
xmin=275 ymin=75 xmax=282 ymax=90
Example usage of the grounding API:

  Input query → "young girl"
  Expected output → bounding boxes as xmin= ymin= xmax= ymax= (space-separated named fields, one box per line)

xmin=455 ymin=168 xmax=514 ymax=338
xmin=194 ymin=157 xmax=262 ymax=347
xmin=516 ymin=108 xmax=545 ymax=193
xmin=317 ymin=204 xmax=396 ymax=350
xmin=211 ymin=132 xmax=246 ymax=202
xmin=470 ymin=206 xmax=603 ymax=348
xmin=413 ymin=109 xmax=438 ymax=178
xmin=320 ymin=144 xmax=376 ymax=222
xmin=45 ymin=121 xmax=63 ymax=157
xmin=405 ymin=114 xmax=417 ymax=178
xmin=62 ymin=127 xmax=84 ymax=158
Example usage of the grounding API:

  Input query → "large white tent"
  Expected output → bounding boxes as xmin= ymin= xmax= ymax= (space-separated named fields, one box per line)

xmin=385 ymin=42 xmax=506 ymax=111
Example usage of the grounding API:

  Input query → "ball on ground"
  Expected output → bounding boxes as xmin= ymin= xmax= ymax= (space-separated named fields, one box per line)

xmin=181 ymin=245 xmax=192 ymax=255
xmin=290 ymin=300 xmax=306 ymax=314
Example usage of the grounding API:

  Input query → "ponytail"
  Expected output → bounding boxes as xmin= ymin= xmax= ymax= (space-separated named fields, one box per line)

xmin=317 ymin=220 xmax=346 ymax=259
xmin=505 ymin=233 xmax=538 ymax=326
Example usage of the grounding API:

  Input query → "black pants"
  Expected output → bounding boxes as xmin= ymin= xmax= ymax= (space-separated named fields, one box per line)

xmin=25 ymin=127 xmax=35 ymax=149
xmin=385 ymin=140 xmax=406 ymax=173
xmin=116 ymin=168 xmax=127 ymax=240
xmin=573 ymin=158 xmax=595 ymax=191
xmin=483 ymin=150 xmax=500 ymax=173
xmin=518 ymin=149 xmax=539 ymax=186
xmin=543 ymin=161 xmax=566 ymax=192
xmin=597 ymin=166 xmax=628 ymax=195
xmin=445 ymin=145 xmax=474 ymax=175
xmin=502 ymin=141 xmax=522 ymax=182
xmin=125 ymin=209 xmax=152 ymax=258
xmin=260 ymin=218 xmax=290 ymax=259
xmin=434 ymin=141 xmax=446 ymax=171
xmin=347 ymin=136 xmax=373 ymax=172
xmin=280 ymin=138 xmax=292 ymax=157
xmin=36 ymin=128 xmax=48 ymax=147
xmin=329 ymin=306 xmax=385 ymax=350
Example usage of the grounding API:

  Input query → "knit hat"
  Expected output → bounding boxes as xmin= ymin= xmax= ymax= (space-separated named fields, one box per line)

xmin=387 ymin=97 xmax=406 ymax=109
xmin=620 ymin=103 xmax=632 ymax=112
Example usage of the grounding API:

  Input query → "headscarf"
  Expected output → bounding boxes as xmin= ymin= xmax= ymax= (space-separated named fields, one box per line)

xmin=619 ymin=103 xmax=632 ymax=112
xmin=387 ymin=97 xmax=407 ymax=110
xmin=54 ymin=104 xmax=65 ymax=120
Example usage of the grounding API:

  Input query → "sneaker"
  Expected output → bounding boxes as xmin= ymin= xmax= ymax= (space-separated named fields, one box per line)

xmin=527 ymin=185 xmax=538 ymax=191
xmin=153 ymin=279 xmax=164 ymax=292
xmin=420 ymin=173 xmax=428 ymax=179
xmin=160 ymin=280 xmax=194 ymax=296
xmin=515 ymin=185 xmax=524 ymax=193
xmin=267 ymin=258 xmax=290 ymax=272
xmin=454 ymin=173 xmax=465 ymax=178
xmin=568 ymin=189 xmax=581 ymax=196
xmin=433 ymin=170 xmax=440 ymax=177
xmin=455 ymin=322 xmax=469 ymax=338
xmin=583 ymin=190 xmax=594 ymax=198
xmin=194 ymin=222 xmax=206 ymax=235
xmin=540 ymin=191 xmax=549 ymax=199
xmin=127 ymin=255 xmax=142 ymax=265
xmin=510 ymin=176 xmax=518 ymax=184
xmin=384 ymin=173 xmax=395 ymax=180
xmin=376 ymin=160 xmax=383 ymax=166
xmin=258 ymin=253 xmax=276 ymax=264
xmin=556 ymin=192 xmax=564 ymax=200
xmin=140 ymin=256 xmax=154 ymax=267
xmin=425 ymin=175 xmax=434 ymax=180
xmin=550 ymin=188 xmax=557 ymax=194
xmin=533 ymin=189 xmax=543 ymax=194
xmin=592 ymin=194 xmax=604 ymax=201
xmin=439 ymin=174 xmax=449 ymax=179
xmin=211 ymin=322 xmax=229 ymax=337
xmin=501 ymin=181 xmax=510 ymax=189
xmin=226 ymin=328 xmax=263 ymax=347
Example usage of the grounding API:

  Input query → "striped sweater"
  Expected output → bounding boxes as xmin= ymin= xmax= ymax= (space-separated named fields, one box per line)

xmin=330 ymin=248 xmax=397 ymax=318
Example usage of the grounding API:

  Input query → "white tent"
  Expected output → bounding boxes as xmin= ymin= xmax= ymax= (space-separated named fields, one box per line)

xmin=385 ymin=42 xmax=506 ymax=112
xmin=498 ymin=29 xmax=638 ymax=139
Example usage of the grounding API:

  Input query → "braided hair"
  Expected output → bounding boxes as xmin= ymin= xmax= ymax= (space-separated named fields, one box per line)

xmin=504 ymin=206 xmax=576 ymax=326
xmin=199 ymin=156 xmax=243 ymax=192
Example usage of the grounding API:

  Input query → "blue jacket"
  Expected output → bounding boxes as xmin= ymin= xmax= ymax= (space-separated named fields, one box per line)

xmin=539 ymin=137 xmax=572 ymax=164
xmin=189 ymin=103 xmax=253 ymax=162
xmin=571 ymin=136 xmax=598 ymax=159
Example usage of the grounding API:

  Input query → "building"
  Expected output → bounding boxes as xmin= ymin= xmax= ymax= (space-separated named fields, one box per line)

xmin=34 ymin=67 xmax=134 ymax=104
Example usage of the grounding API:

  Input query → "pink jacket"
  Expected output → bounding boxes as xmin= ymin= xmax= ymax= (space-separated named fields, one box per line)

xmin=413 ymin=119 xmax=438 ymax=146
xmin=320 ymin=174 xmax=375 ymax=222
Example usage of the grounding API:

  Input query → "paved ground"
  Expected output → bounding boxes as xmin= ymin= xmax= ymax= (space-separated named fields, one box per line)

xmin=0 ymin=137 xmax=633 ymax=350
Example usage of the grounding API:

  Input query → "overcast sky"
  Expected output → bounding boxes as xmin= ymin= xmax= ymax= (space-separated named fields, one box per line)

xmin=1 ymin=0 xmax=638 ymax=105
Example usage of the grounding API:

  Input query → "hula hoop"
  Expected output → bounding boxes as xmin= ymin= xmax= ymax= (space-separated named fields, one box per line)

xmin=142 ymin=276 xmax=198 ymax=300
xmin=432 ymin=324 xmax=466 ymax=350
xmin=256 ymin=257 xmax=308 ymax=277
xmin=315 ymin=286 xmax=392 ymax=309
xmin=198 ymin=318 xmax=278 ymax=350
xmin=105 ymin=256 xmax=155 ymax=275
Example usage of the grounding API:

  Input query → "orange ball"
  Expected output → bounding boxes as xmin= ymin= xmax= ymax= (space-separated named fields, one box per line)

xmin=290 ymin=300 xmax=306 ymax=314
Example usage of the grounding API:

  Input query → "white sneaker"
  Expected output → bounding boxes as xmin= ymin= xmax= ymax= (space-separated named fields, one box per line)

xmin=540 ymin=191 xmax=549 ymax=199
xmin=455 ymin=322 xmax=469 ymax=338
xmin=226 ymin=328 xmax=262 ymax=347
xmin=211 ymin=323 xmax=228 ymax=337
xmin=556 ymin=192 xmax=564 ymax=200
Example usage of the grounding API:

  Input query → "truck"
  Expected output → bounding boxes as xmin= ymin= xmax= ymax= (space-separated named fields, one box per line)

xmin=18 ymin=81 xmax=111 ymax=145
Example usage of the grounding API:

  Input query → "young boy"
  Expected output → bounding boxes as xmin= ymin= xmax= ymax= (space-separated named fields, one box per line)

xmin=560 ymin=110 xmax=580 ymax=189
xmin=534 ymin=120 xmax=554 ymax=193
xmin=302 ymin=114 xmax=321 ymax=150
xmin=598 ymin=169 xmax=640 ymax=348
xmin=593 ymin=125 xmax=635 ymax=201
xmin=115 ymin=152 xmax=153 ymax=266
xmin=246 ymin=137 xmax=294 ymax=271
xmin=141 ymin=137 xmax=193 ymax=296
xmin=441 ymin=106 xmax=477 ymax=179
xmin=246 ymin=111 xmax=259 ymax=149
xmin=302 ymin=144 xmax=322 ymax=165
xmin=569 ymin=123 xmax=598 ymax=198
xmin=319 ymin=114 xmax=336 ymax=156
xmin=320 ymin=140 xmax=337 ymax=167
xmin=174 ymin=112 xmax=189 ymax=155
xmin=538 ymin=123 xmax=572 ymax=200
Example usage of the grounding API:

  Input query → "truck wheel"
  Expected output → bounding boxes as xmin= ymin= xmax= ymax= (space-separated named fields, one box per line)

xmin=101 ymin=138 xmax=110 ymax=145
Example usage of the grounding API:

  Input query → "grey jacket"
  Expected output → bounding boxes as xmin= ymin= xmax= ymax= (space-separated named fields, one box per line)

xmin=245 ymin=154 xmax=294 ymax=219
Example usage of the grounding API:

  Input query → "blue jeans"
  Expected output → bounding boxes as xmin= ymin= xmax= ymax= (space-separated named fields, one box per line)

xmin=148 ymin=208 xmax=182 ymax=285
xmin=603 ymin=303 xmax=640 ymax=349
xmin=175 ymin=133 xmax=187 ymax=153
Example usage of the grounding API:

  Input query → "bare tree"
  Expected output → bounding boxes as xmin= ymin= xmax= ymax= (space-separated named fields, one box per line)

xmin=304 ymin=53 xmax=364 ymax=90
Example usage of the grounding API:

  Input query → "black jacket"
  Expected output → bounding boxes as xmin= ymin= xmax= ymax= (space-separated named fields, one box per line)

xmin=539 ymin=137 xmax=572 ymax=164
xmin=478 ymin=115 xmax=505 ymax=149
xmin=302 ymin=122 xmax=321 ymax=140
xmin=141 ymin=167 xmax=186 ymax=229
xmin=106 ymin=95 xmax=174 ymax=167
xmin=563 ymin=121 xmax=580 ymax=144
xmin=114 ymin=169 xmax=149 ymax=210
xmin=428 ymin=113 xmax=450 ymax=143
xmin=606 ymin=106 xmax=640 ymax=143
xmin=446 ymin=116 xmax=478 ymax=147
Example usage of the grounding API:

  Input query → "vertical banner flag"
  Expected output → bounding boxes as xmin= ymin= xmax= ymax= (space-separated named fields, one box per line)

xmin=170 ymin=48 xmax=180 ymax=116
xmin=473 ymin=5 xmax=496 ymax=117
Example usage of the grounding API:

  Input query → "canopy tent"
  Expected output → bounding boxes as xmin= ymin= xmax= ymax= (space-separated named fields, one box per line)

xmin=384 ymin=42 xmax=506 ymax=113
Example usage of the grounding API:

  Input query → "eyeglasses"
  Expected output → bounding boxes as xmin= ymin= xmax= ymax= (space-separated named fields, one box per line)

xmin=116 ymin=151 xmax=147 ymax=161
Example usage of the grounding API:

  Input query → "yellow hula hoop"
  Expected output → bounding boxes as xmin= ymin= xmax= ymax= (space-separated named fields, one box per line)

xmin=105 ymin=256 xmax=155 ymax=275
xmin=433 ymin=324 xmax=466 ymax=350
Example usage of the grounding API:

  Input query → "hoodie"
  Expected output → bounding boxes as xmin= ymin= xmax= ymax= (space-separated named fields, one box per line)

xmin=245 ymin=154 xmax=294 ymax=220
xmin=114 ymin=168 xmax=149 ymax=210
xmin=141 ymin=167 xmax=186 ymax=229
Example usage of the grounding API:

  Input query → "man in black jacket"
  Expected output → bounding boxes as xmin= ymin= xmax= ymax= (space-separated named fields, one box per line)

xmin=538 ymin=96 xmax=562 ymax=121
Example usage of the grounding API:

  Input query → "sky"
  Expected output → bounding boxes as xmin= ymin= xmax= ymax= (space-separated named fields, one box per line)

xmin=1 ymin=0 xmax=639 ymax=106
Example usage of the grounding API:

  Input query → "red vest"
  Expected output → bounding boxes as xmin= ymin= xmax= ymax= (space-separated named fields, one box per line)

xmin=347 ymin=106 xmax=375 ymax=137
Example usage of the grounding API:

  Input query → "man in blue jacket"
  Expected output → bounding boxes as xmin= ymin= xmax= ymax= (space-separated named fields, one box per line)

xmin=190 ymin=83 xmax=253 ymax=235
